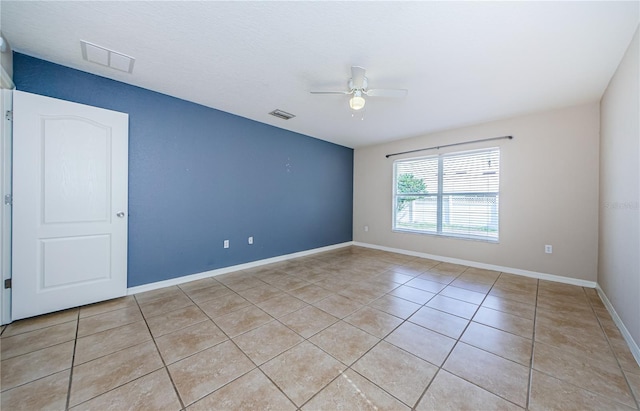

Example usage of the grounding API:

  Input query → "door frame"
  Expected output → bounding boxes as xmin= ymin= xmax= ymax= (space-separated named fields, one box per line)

xmin=1 ymin=79 xmax=14 ymax=325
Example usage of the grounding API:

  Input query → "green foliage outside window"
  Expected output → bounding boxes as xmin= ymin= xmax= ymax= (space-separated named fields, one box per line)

xmin=396 ymin=173 xmax=427 ymax=212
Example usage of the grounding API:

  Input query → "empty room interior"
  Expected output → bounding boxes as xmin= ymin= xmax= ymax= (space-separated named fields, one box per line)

xmin=0 ymin=1 xmax=639 ymax=410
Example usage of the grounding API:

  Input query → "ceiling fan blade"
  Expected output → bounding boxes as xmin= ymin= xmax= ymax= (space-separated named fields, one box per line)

xmin=351 ymin=66 xmax=366 ymax=89
xmin=310 ymin=90 xmax=351 ymax=95
xmin=365 ymin=88 xmax=408 ymax=98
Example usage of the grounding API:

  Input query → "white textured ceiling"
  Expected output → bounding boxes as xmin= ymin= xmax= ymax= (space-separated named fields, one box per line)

xmin=1 ymin=1 xmax=638 ymax=148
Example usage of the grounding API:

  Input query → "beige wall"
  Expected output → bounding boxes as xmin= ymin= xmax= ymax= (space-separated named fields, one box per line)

xmin=354 ymin=103 xmax=600 ymax=282
xmin=599 ymin=27 xmax=639 ymax=346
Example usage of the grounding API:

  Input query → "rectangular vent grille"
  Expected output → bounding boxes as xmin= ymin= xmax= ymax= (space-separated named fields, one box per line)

xmin=269 ymin=109 xmax=296 ymax=120
xmin=81 ymin=40 xmax=135 ymax=73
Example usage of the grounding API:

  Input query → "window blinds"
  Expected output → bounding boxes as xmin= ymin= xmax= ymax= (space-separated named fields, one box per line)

xmin=394 ymin=148 xmax=500 ymax=241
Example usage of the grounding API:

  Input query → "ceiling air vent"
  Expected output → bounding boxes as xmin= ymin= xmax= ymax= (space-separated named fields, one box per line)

xmin=81 ymin=40 xmax=135 ymax=73
xmin=269 ymin=109 xmax=296 ymax=120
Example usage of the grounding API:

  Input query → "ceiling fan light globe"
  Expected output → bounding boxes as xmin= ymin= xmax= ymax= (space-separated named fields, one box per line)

xmin=349 ymin=96 xmax=366 ymax=110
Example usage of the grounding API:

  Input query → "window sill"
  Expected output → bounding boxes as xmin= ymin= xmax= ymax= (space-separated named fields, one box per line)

xmin=392 ymin=227 xmax=500 ymax=244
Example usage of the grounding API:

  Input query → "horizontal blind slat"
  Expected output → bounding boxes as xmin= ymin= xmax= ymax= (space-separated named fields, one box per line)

xmin=394 ymin=148 xmax=500 ymax=241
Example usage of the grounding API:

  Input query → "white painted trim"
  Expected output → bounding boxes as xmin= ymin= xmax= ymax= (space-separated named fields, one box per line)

xmin=596 ymin=284 xmax=640 ymax=366
xmin=0 ymin=66 xmax=14 ymax=90
xmin=352 ymin=241 xmax=597 ymax=288
xmin=129 ymin=239 xmax=638 ymax=369
xmin=354 ymin=243 xmax=639 ymax=365
xmin=127 ymin=242 xmax=353 ymax=295
xmin=0 ymin=89 xmax=11 ymax=325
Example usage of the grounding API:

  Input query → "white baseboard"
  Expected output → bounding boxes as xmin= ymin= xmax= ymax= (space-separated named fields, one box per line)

xmin=127 ymin=241 xmax=353 ymax=295
xmin=129 ymin=240 xmax=596 ymax=294
xmin=354 ymin=241 xmax=639 ymax=366
xmin=128 ymin=239 xmax=638 ymax=367
xmin=595 ymin=284 xmax=640 ymax=366
xmin=352 ymin=241 xmax=597 ymax=288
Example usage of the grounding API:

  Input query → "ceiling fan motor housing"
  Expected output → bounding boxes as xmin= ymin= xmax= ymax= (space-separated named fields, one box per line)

xmin=349 ymin=77 xmax=368 ymax=91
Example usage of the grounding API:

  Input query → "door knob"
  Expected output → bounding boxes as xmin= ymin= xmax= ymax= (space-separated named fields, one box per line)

xmin=116 ymin=212 xmax=125 ymax=218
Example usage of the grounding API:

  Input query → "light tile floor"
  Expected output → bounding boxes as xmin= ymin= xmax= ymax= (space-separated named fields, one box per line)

xmin=1 ymin=246 xmax=639 ymax=410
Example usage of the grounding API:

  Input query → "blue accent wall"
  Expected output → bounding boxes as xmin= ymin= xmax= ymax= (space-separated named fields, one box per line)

xmin=13 ymin=53 xmax=353 ymax=287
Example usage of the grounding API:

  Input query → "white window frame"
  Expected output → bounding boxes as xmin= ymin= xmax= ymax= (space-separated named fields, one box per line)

xmin=392 ymin=147 xmax=500 ymax=242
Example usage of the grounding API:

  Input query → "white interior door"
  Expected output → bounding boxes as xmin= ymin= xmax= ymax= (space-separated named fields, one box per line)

xmin=12 ymin=90 xmax=128 ymax=320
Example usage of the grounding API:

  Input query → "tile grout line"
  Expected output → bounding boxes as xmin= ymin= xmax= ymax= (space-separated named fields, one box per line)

xmin=134 ymin=293 xmax=186 ymax=411
xmin=218 ymin=286 xmax=355 ymax=409
xmin=525 ymin=277 xmax=541 ymax=410
xmin=584 ymin=287 xmax=640 ymax=410
xmin=68 ymin=358 xmax=174 ymax=410
xmin=167 ymin=286 xmax=256 ymax=408
xmin=527 ymin=284 xmax=638 ymax=410
xmin=180 ymin=280 xmax=303 ymax=409
xmin=63 ymin=320 xmax=152 ymax=368
xmin=536 ymin=287 xmax=635 ymax=407
xmin=67 ymin=296 xmax=191 ymax=408
xmin=316 ymin=267 xmax=455 ymax=409
xmin=15 ymin=248 xmax=633 ymax=410
xmin=224 ymin=259 xmax=416 ymax=409
xmin=13 ymin=260 xmax=420 ymax=408
xmin=255 ymin=367 xmax=299 ymax=410
xmin=248 ymin=259 xmax=364 ymax=408
xmin=297 ymin=290 xmax=418 ymax=409
xmin=387 ymin=298 xmax=448 ymax=411
xmin=457 ymin=270 xmax=531 ymax=409
xmin=297 ymin=366 xmax=357 ymax=409
xmin=1 ymin=316 xmax=78 ymax=338
xmin=64 ymin=308 xmax=81 ymax=410
xmin=310 ymin=254 xmax=632 ymax=408
xmin=411 ymin=265 xmax=467 ymax=410
xmin=410 ymin=268 xmax=519 ymax=410
xmin=297 ymin=293 xmax=412 ymax=409
xmin=309 ymin=264 xmax=497 ymax=410
xmin=533 ymin=285 xmax=638 ymax=409
xmin=369 ymin=262 xmax=462 ymax=409
xmin=256 ymin=301 xmax=355 ymax=408
xmin=0 ymin=323 xmax=80 ymax=362
xmin=0 ymin=320 xmax=82 ymax=402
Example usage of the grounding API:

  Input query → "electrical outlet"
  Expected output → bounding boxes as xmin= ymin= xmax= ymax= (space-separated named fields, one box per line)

xmin=223 ymin=240 xmax=229 ymax=249
xmin=248 ymin=236 xmax=253 ymax=245
xmin=545 ymin=245 xmax=552 ymax=254
xmin=364 ymin=225 xmax=369 ymax=232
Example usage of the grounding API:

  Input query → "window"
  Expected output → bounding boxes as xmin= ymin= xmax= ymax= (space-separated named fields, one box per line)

xmin=393 ymin=148 xmax=500 ymax=241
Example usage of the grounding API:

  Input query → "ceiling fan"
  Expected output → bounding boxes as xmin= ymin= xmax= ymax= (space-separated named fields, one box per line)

xmin=310 ymin=66 xmax=408 ymax=111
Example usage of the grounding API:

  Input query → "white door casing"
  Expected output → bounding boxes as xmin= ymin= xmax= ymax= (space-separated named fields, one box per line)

xmin=1 ymin=88 xmax=13 ymax=325
xmin=12 ymin=91 xmax=128 ymax=320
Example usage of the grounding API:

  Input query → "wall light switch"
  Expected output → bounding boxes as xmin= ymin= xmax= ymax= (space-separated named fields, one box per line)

xmin=364 ymin=225 xmax=369 ymax=232
xmin=545 ymin=245 xmax=552 ymax=254
xmin=248 ymin=236 xmax=253 ymax=245
xmin=223 ymin=240 xmax=229 ymax=249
